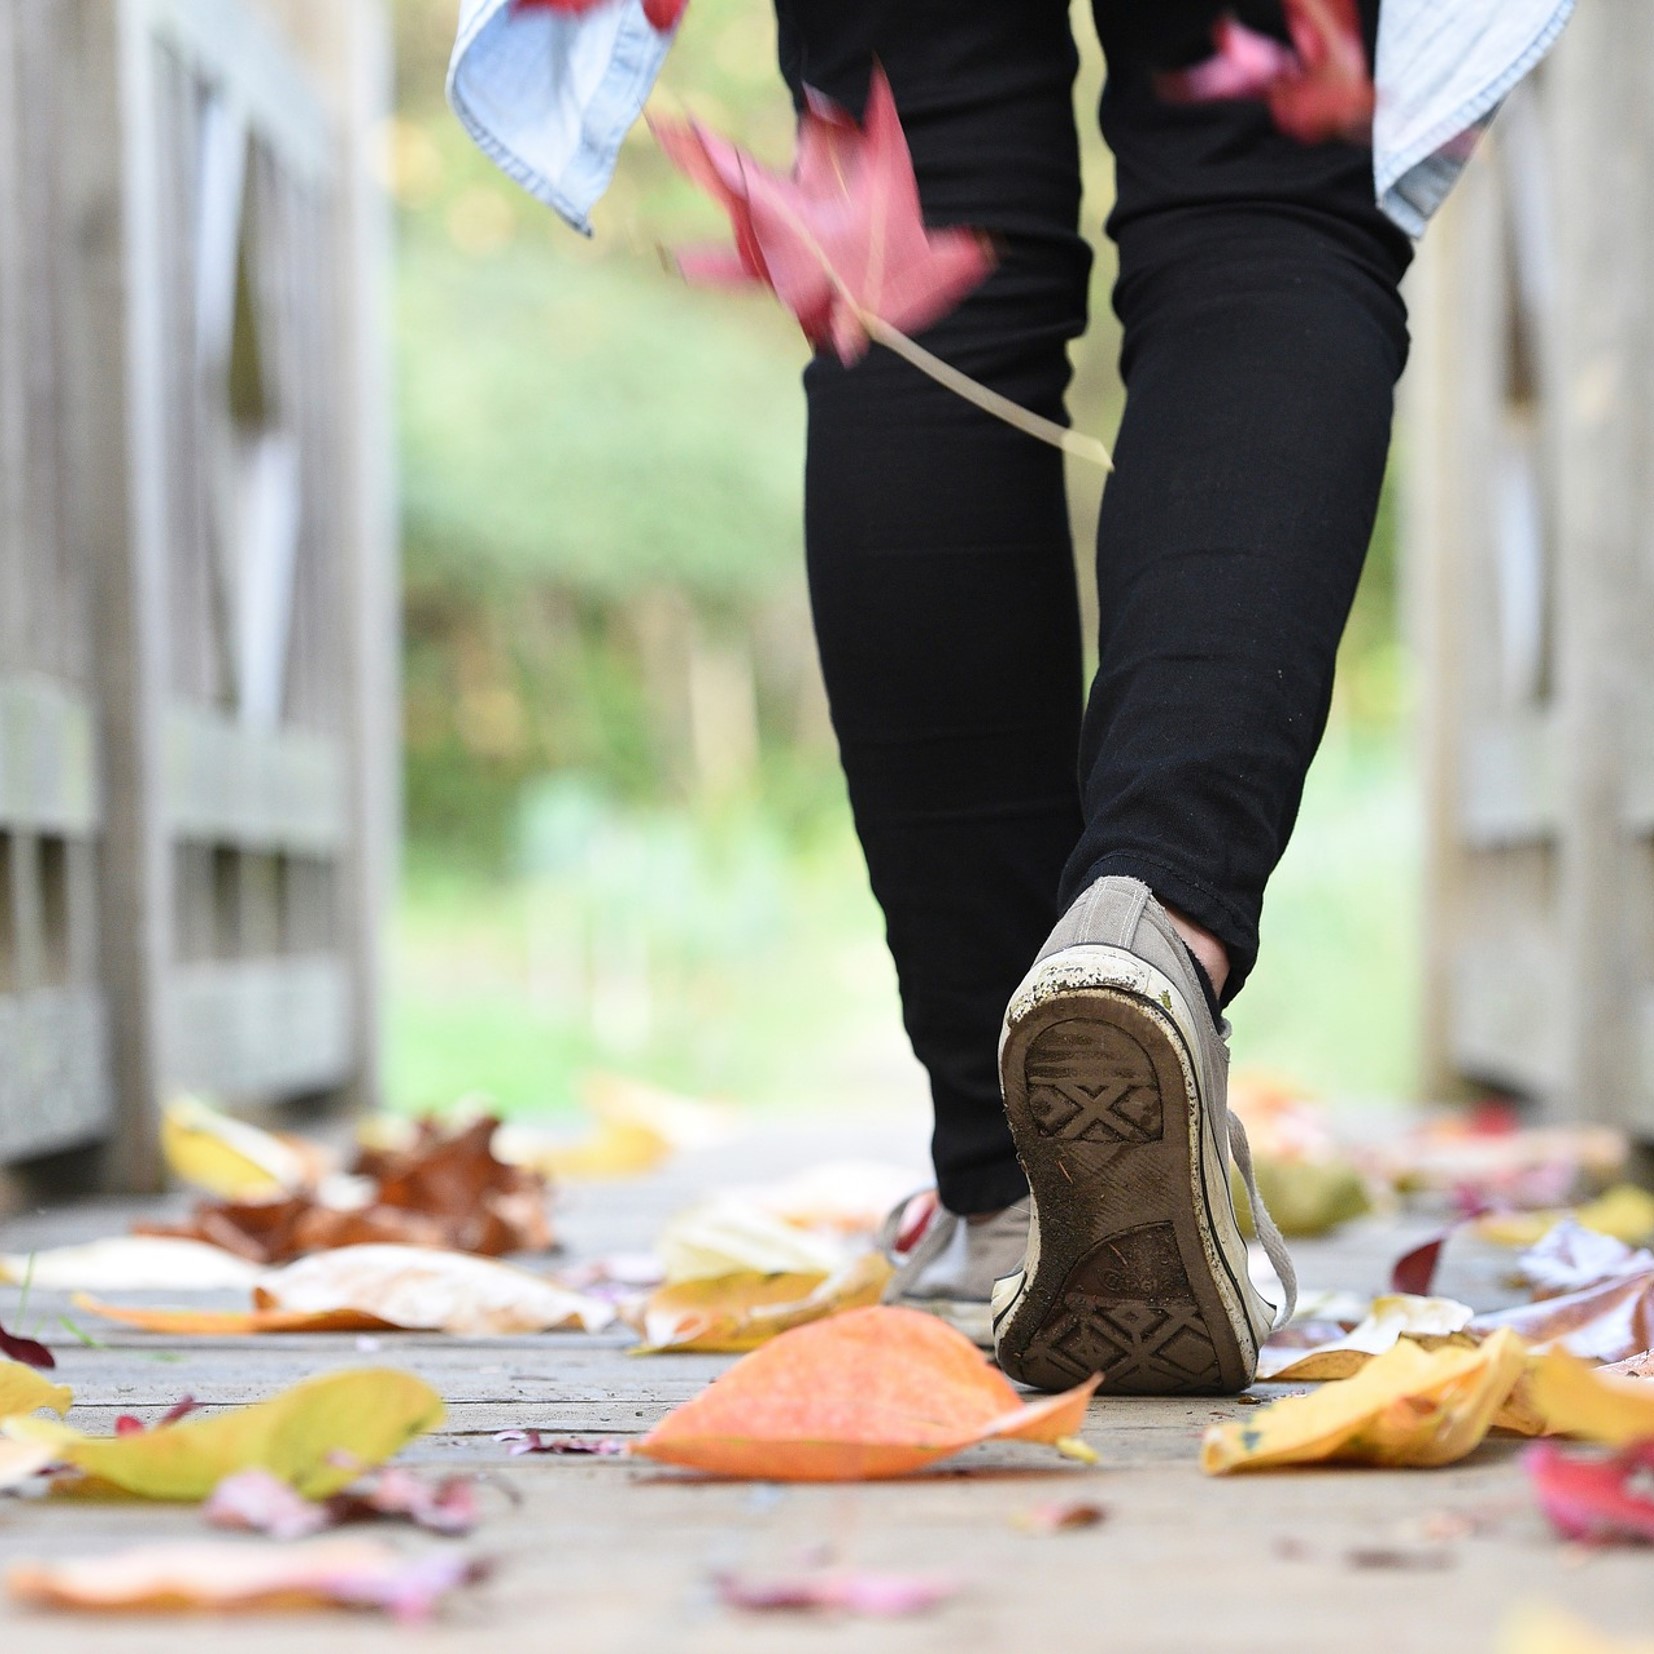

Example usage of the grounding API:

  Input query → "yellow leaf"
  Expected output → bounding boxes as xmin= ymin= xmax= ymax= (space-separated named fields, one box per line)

xmin=1501 ymin=1603 xmax=1654 ymax=1654
xmin=1259 ymin=1295 xmax=1476 ymax=1381
xmin=161 ymin=1096 xmax=317 ymax=1201
xmin=1202 ymin=1328 xmax=1529 ymax=1474
xmin=1476 ymin=1185 xmax=1654 ymax=1250
xmin=1230 ymin=1157 xmax=1371 ymax=1240
xmin=635 ymin=1254 xmax=893 ymax=1353
xmin=1522 ymin=1346 xmax=1654 ymax=1446
xmin=0 ymin=1360 xmax=71 ymax=1419
xmin=4 ymin=1368 xmax=442 ymax=1500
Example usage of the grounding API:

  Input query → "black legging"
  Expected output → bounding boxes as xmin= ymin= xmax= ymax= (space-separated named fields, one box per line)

xmin=774 ymin=0 xmax=1412 ymax=1213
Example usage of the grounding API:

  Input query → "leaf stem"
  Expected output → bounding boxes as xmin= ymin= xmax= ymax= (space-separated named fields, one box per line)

xmin=861 ymin=314 xmax=1114 ymax=471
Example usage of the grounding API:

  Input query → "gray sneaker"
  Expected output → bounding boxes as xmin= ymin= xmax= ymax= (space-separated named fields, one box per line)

xmin=991 ymin=876 xmax=1296 ymax=1395
xmin=880 ymin=1192 xmax=1032 ymax=1349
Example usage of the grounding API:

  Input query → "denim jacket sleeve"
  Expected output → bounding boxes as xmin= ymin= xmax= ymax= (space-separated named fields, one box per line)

xmin=449 ymin=0 xmax=1575 ymax=240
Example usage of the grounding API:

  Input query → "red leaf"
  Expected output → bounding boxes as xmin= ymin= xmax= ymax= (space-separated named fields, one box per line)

xmin=0 ymin=1320 xmax=54 ymax=1371
xmin=1391 ymin=1229 xmax=1453 ymax=1296
xmin=114 ymin=1397 xmax=201 ymax=1436
xmin=1525 ymin=1442 xmax=1654 ymax=1545
xmin=653 ymin=66 xmax=993 ymax=365
xmin=1156 ymin=0 xmax=1375 ymax=146
xmin=509 ymin=0 xmax=686 ymax=32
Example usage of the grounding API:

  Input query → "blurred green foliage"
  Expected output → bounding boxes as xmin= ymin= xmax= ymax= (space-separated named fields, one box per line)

xmin=386 ymin=0 xmax=1417 ymax=1118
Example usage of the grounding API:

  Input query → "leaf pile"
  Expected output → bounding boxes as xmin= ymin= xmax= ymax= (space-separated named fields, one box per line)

xmin=141 ymin=1116 xmax=554 ymax=1263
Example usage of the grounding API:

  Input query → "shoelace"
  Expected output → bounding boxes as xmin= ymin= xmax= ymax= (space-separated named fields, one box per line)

xmin=1227 ymin=1113 xmax=1299 ymax=1327
xmin=876 ymin=1195 xmax=960 ymax=1300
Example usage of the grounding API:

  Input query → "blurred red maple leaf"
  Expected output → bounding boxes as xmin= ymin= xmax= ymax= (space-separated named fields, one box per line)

xmin=651 ymin=66 xmax=992 ymax=365
xmin=510 ymin=0 xmax=687 ymax=34
xmin=1156 ymin=0 xmax=1375 ymax=146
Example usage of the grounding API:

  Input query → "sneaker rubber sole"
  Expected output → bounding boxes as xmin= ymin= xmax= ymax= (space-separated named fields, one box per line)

xmin=993 ymin=965 xmax=1259 ymax=1396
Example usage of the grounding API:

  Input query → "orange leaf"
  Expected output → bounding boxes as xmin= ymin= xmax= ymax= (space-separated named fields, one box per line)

xmin=635 ymin=1305 xmax=1098 ymax=1481
xmin=72 ymin=1296 xmax=388 ymax=1337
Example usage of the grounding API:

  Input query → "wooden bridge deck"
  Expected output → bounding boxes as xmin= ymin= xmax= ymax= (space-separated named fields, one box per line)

xmin=0 ymin=1111 xmax=1647 ymax=1653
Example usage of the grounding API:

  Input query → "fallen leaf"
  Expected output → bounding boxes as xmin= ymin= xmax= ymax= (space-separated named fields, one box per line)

xmin=1477 ymin=1186 xmax=1654 ymax=1250
xmin=1501 ymin=1602 xmax=1654 ymax=1654
xmin=161 ymin=1096 xmax=327 ymax=1201
xmin=634 ymin=1254 xmax=892 ymax=1353
xmin=1011 ymin=1500 xmax=1108 ymax=1533
xmin=1391 ymin=1226 xmax=1466 ymax=1296
xmin=1259 ymin=1295 xmax=1477 ymax=1381
xmin=1202 ymin=1328 xmax=1529 ymax=1473
xmin=206 ymin=1466 xmax=481 ymax=1539
xmin=5 ymin=1538 xmax=485 ymax=1621
xmin=494 ymin=1431 xmax=626 ymax=1457
xmin=4 ymin=1367 xmax=443 ymax=1500
xmin=0 ymin=1440 xmax=57 ymax=1492
xmin=714 ymin=1569 xmax=957 ymax=1617
xmin=0 ymin=1236 xmax=263 ymax=1293
xmin=114 ymin=1398 xmax=201 ymax=1436
xmin=1522 ymin=1348 xmax=1654 ymax=1446
xmin=1602 ymin=1350 xmax=1654 ymax=1379
xmin=0 ymin=1360 xmax=71 ymax=1419
xmin=1471 ymin=1271 xmax=1654 ymax=1364
xmin=1517 ymin=1220 xmax=1654 ymax=1298
xmin=653 ymin=66 xmax=992 ymax=367
xmin=0 ymin=1319 xmax=53 ymax=1372
xmin=729 ymin=1161 xmax=928 ymax=1238
xmin=635 ymin=1305 xmax=1098 ymax=1482
xmin=656 ymin=1199 xmax=858 ymax=1283
xmin=1155 ymin=0 xmax=1376 ymax=145
xmin=1525 ymin=1441 xmax=1654 ymax=1545
xmin=79 ymin=1245 xmax=614 ymax=1338
xmin=1232 ymin=1156 xmax=1371 ymax=1239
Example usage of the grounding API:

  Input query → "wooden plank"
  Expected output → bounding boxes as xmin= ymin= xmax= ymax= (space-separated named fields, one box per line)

xmin=164 ymin=705 xmax=346 ymax=852
xmin=164 ymin=952 xmax=353 ymax=1097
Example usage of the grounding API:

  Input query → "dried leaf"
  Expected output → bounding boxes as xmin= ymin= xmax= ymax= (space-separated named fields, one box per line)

xmin=729 ymin=1161 xmax=927 ymax=1237
xmin=161 ymin=1096 xmax=325 ymax=1201
xmin=0 ymin=1319 xmax=53 ymax=1372
xmin=1011 ymin=1500 xmax=1108 ymax=1533
xmin=714 ymin=1569 xmax=957 ymax=1617
xmin=1471 ymin=1271 xmax=1654 ymax=1364
xmin=74 ymin=1297 xmax=389 ymax=1338
xmin=1391 ymin=1227 xmax=1463 ymax=1296
xmin=0 ymin=1236 xmax=262 ymax=1294
xmin=498 ymin=1075 xmax=735 ymax=1181
xmin=1259 ymin=1295 xmax=1477 ymax=1381
xmin=0 ymin=1359 xmax=71 ymax=1418
xmin=1522 ymin=1347 xmax=1654 ymax=1446
xmin=1477 ymin=1186 xmax=1654 ymax=1250
xmin=635 ymin=1254 xmax=892 ymax=1353
xmin=4 ymin=1367 xmax=443 ymax=1500
xmin=1156 ymin=0 xmax=1376 ymax=145
xmin=5 ymin=1538 xmax=485 ymax=1621
xmin=653 ymin=66 xmax=992 ymax=366
xmin=1525 ymin=1441 xmax=1654 ymax=1545
xmin=206 ymin=1467 xmax=481 ymax=1539
xmin=1517 ymin=1219 xmax=1654 ymax=1298
xmin=495 ymin=1431 xmax=626 ymax=1457
xmin=1202 ymin=1328 xmax=1529 ymax=1473
xmin=1602 ymin=1350 xmax=1654 ymax=1379
xmin=636 ymin=1305 xmax=1098 ymax=1482
xmin=656 ymin=1200 xmax=856 ymax=1283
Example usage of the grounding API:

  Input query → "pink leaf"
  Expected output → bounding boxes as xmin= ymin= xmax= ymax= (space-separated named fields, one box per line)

xmin=0 ymin=1320 xmax=54 ymax=1371
xmin=1156 ymin=0 xmax=1375 ymax=146
xmin=652 ymin=66 xmax=994 ymax=365
xmin=1525 ymin=1442 xmax=1654 ymax=1545
xmin=206 ymin=1469 xmax=333 ymax=1541
xmin=714 ymin=1570 xmax=958 ymax=1617
xmin=494 ymin=1429 xmax=626 ymax=1457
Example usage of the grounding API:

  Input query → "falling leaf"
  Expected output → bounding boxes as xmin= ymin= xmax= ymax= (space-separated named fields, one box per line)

xmin=0 ymin=1236 xmax=263 ymax=1294
xmin=161 ymin=1096 xmax=328 ymax=1201
xmin=1522 ymin=1347 xmax=1654 ymax=1446
xmin=653 ymin=67 xmax=992 ymax=368
xmin=1477 ymin=1186 xmax=1654 ymax=1250
xmin=1011 ymin=1500 xmax=1108 ymax=1534
xmin=1155 ymin=0 xmax=1376 ymax=145
xmin=4 ymin=1367 xmax=443 ymax=1500
xmin=1259 ymin=1295 xmax=1477 ymax=1381
xmin=1202 ymin=1328 xmax=1529 ymax=1473
xmin=636 ymin=1305 xmax=1098 ymax=1482
xmin=5 ymin=1538 xmax=486 ymax=1621
xmin=1525 ymin=1441 xmax=1654 ymax=1545
xmin=1517 ymin=1220 xmax=1654 ymax=1298
xmin=1471 ymin=1271 xmax=1654 ymax=1364
xmin=82 ymin=1245 xmax=614 ymax=1339
xmin=634 ymin=1254 xmax=892 ymax=1353
xmin=0 ymin=1359 xmax=71 ymax=1419
xmin=495 ymin=1431 xmax=626 ymax=1457
xmin=656 ymin=1199 xmax=858 ymax=1283
xmin=714 ymin=1569 xmax=957 ymax=1617
xmin=0 ymin=1319 xmax=52 ymax=1372
xmin=207 ymin=1466 xmax=481 ymax=1539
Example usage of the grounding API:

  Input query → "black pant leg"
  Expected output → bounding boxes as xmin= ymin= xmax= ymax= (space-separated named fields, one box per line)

xmin=1066 ymin=0 xmax=1414 ymax=999
xmin=776 ymin=0 xmax=1089 ymax=1211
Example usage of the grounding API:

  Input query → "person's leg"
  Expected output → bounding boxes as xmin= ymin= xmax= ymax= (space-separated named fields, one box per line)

xmin=773 ymin=0 xmax=1090 ymax=1214
xmin=1066 ymin=0 xmax=1413 ymax=1001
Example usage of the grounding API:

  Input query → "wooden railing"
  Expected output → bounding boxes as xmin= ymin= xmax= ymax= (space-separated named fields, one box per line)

xmin=0 ymin=0 xmax=392 ymax=1188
